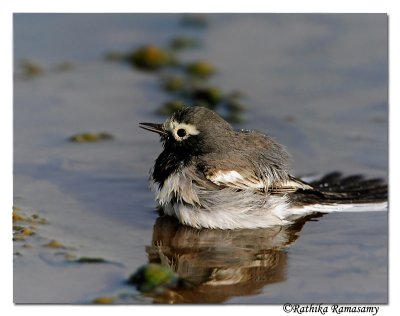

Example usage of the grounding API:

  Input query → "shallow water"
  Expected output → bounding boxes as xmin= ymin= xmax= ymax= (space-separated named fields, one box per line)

xmin=13 ymin=13 xmax=387 ymax=303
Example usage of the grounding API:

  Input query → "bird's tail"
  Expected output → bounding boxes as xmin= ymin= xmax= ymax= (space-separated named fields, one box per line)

xmin=288 ymin=172 xmax=388 ymax=214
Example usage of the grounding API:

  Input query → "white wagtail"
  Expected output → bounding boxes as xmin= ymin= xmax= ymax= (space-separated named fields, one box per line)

xmin=140 ymin=106 xmax=387 ymax=229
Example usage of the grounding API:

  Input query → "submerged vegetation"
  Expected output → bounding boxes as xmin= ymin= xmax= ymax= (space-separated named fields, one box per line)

xmin=185 ymin=60 xmax=216 ymax=79
xmin=128 ymin=263 xmax=182 ymax=293
xmin=168 ymin=36 xmax=201 ymax=51
xmin=127 ymin=45 xmax=173 ymax=71
xmin=16 ymin=59 xmax=74 ymax=80
xmin=103 ymin=13 xmax=246 ymax=123
xmin=13 ymin=204 xmax=112 ymax=269
xmin=69 ymin=132 xmax=114 ymax=143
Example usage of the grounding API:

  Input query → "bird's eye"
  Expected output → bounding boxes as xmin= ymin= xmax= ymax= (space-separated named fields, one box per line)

xmin=177 ymin=128 xmax=187 ymax=138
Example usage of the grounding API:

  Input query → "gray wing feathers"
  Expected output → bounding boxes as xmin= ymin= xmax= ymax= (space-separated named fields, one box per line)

xmin=197 ymin=131 xmax=295 ymax=192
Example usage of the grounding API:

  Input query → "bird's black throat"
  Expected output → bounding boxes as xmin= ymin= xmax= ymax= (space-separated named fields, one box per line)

xmin=152 ymin=141 xmax=197 ymax=186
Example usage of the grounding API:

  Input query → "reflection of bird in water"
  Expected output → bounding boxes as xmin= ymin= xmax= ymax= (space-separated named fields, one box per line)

xmin=143 ymin=215 xmax=320 ymax=303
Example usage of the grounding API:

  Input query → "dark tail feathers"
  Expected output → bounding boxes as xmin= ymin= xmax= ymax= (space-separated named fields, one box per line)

xmin=290 ymin=172 xmax=387 ymax=205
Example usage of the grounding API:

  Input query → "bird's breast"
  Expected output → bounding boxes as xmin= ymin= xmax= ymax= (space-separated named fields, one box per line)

xmin=155 ymin=170 xmax=200 ymax=206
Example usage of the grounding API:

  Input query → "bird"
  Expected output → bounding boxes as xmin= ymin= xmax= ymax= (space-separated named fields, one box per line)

xmin=139 ymin=106 xmax=387 ymax=230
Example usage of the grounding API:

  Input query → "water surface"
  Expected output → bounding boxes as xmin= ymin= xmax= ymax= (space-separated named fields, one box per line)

xmin=13 ymin=13 xmax=388 ymax=303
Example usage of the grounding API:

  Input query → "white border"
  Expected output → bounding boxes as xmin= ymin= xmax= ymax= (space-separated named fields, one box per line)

xmin=3 ymin=0 xmax=397 ymax=13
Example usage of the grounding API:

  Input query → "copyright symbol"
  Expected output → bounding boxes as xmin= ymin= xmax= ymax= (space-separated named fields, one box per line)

xmin=283 ymin=303 xmax=292 ymax=313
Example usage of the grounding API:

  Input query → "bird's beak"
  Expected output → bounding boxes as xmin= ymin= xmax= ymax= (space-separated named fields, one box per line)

xmin=139 ymin=122 xmax=168 ymax=136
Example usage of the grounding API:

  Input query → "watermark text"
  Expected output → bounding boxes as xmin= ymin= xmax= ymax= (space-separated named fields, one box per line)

xmin=283 ymin=303 xmax=379 ymax=316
